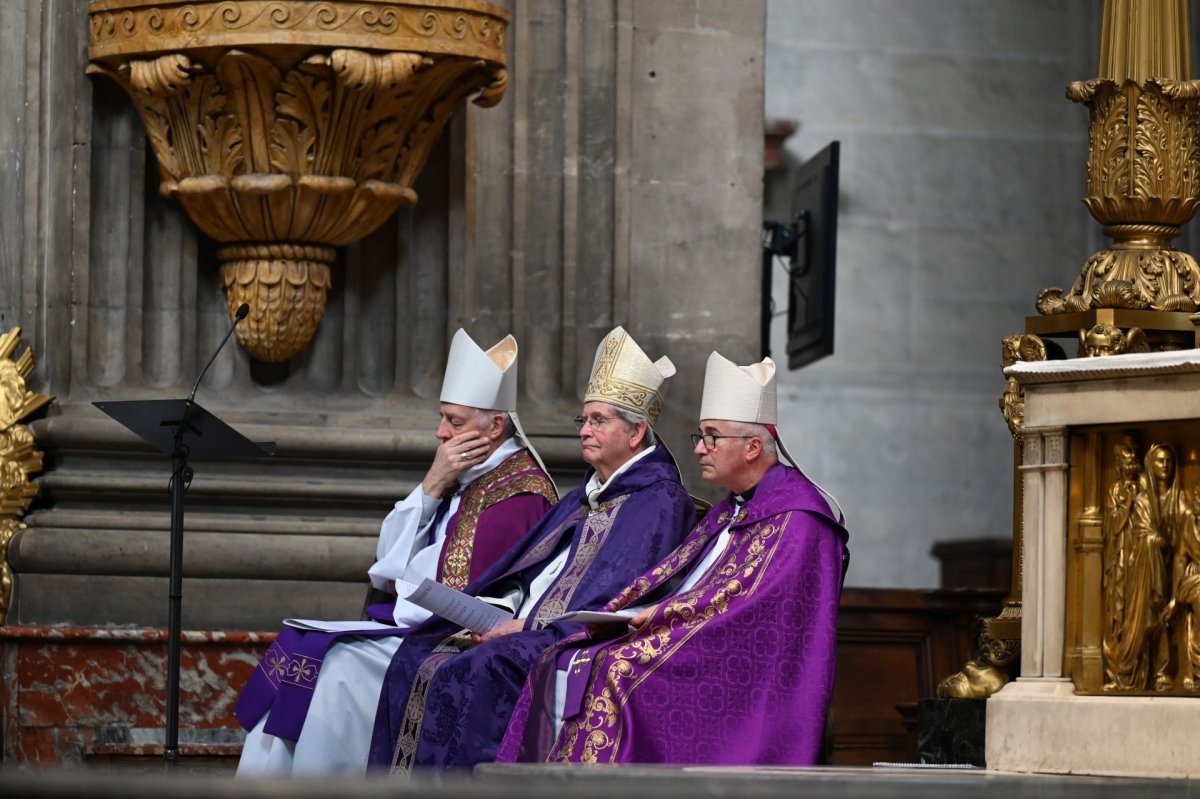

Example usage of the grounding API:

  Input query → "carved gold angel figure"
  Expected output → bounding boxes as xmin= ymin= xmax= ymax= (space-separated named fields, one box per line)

xmin=1102 ymin=437 xmax=1142 ymax=688
xmin=937 ymin=660 xmax=1008 ymax=699
xmin=0 ymin=359 xmax=27 ymax=422
xmin=1108 ymin=444 xmax=1180 ymax=691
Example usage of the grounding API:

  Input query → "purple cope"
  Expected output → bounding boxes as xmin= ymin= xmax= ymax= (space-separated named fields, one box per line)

xmin=497 ymin=462 xmax=849 ymax=765
xmin=367 ymin=445 xmax=695 ymax=773
xmin=235 ymin=449 xmax=555 ymax=742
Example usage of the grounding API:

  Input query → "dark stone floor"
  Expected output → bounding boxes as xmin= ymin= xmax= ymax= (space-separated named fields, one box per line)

xmin=0 ymin=763 xmax=1195 ymax=799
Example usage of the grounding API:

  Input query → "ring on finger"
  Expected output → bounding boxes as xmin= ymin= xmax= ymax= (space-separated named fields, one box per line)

xmin=460 ymin=452 xmax=468 ymax=461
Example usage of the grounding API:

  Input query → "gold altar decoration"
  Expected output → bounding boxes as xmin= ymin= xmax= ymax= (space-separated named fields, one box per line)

xmin=86 ymin=0 xmax=509 ymax=361
xmin=999 ymin=333 xmax=1057 ymax=437
xmin=0 ymin=329 xmax=53 ymax=625
xmin=1035 ymin=0 xmax=1200 ymax=351
xmin=1078 ymin=323 xmax=1150 ymax=357
xmin=1065 ymin=424 xmax=1200 ymax=694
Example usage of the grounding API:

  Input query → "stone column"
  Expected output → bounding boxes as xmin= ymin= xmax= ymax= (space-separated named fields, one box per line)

xmin=1017 ymin=427 xmax=1069 ymax=680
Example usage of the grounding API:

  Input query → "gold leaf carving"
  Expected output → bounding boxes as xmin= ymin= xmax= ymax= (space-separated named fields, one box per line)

xmin=219 ymin=244 xmax=334 ymax=362
xmin=999 ymin=333 xmax=1060 ymax=435
xmin=1083 ymin=82 xmax=1130 ymax=202
xmin=216 ymin=51 xmax=280 ymax=174
xmin=92 ymin=2 xmax=507 ymax=63
xmin=0 ymin=328 xmax=53 ymax=625
xmin=271 ymin=60 xmax=329 ymax=176
xmin=1047 ymin=79 xmax=1200 ymax=317
xmin=1097 ymin=438 xmax=1200 ymax=693
xmin=1092 ymin=279 xmax=1149 ymax=309
xmin=1078 ymin=323 xmax=1151 ymax=357
xmin=1133 ymin=89 xmax=1168 ymax=200
xmin=89 ymin=0 xmax=509 ymax=362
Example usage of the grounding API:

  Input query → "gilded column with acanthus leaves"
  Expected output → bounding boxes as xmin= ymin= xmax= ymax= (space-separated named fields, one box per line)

xmin=86 ymin=0 xmax=509 ymax=362
xmin=1034 ymin=0 xmax=1200 ymax=352
xmin=967 ymin=0 xmax=1200 ymax=704
xmin=0 ymin=329 xmax=53 ymax=625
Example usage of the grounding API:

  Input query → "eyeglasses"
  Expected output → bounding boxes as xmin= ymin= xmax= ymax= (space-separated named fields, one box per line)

xmin=574 ymin=414 xmax=620 ymax=431
xmin=690 ymin=433 xmax=755 ymax=450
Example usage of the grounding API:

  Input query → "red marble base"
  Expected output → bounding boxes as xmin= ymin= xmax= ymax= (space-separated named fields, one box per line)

xmin=0 ymin=626 xmax=275 ymax=765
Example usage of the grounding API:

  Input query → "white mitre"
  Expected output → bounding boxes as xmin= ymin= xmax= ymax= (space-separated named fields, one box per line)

xmin=699 ymin=352 xmax=778 ymax=424
xmin=583 ymin=326 xmax=676 ymax=426
xmin=439 ymin=329 xmax=558 ymax=497
xmin=699 ymin=351 xmax=843 ymax=523
xmin=440 ymin=329 xmax=518 ymax=411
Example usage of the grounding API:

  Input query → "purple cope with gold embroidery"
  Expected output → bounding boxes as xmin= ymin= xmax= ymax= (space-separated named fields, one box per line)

xmin=366 ymin=445 xmax=695 ymax=773
xmin=497 ymin=462 xmax=848 ymax=765
xmin=234 ymin=449 xmax=555 ymax=741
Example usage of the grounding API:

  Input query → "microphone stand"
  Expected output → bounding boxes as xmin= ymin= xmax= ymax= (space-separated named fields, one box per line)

xmin=162 ymin=303 xmax=249 ymax=768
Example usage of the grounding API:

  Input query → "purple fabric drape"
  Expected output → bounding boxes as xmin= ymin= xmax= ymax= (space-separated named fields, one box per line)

xmin=235 ymin=450 xmax=554 ymax=741
xmin=498 ymin=463 xmax=849 ymax=765
xmin=367 ymin=446 xmax=695 ymax=773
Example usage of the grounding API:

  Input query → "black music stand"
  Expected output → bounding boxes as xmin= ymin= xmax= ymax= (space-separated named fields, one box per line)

xmin=94 ymin=399 xmax=275 ymax=767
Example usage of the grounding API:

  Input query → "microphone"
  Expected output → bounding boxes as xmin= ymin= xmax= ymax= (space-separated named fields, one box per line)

xmin=187 ymin=303 xmax=250 ymax=406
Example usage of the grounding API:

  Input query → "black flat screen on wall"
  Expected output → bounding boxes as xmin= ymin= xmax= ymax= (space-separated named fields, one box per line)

xmin=786 ymin=140 xmax=839 ymax=371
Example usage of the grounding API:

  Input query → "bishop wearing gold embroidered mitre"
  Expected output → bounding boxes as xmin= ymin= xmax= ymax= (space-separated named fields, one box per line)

xmin=365 ymin=326 xmax=696 ymax=773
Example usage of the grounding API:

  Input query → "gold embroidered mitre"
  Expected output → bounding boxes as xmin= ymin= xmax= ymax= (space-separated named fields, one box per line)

xmin=583 ymin=326 xmax=675 ymax=426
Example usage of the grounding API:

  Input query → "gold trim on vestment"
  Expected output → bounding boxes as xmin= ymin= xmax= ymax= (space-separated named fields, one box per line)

xmin=511 ymin=508 xmax=586 ymax=572
xmin=531 ymin=495 xmax=631 ymax=628
xmin=390 ymin=633 xmax=472 ymax=775
xmin=438 ymin=451 xmax=556 ymax=590
xmin=552 ymin=513 xmax=789 ymax=763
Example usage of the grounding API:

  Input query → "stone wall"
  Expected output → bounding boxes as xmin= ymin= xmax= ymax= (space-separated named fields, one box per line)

xmin=0 ymin=0 xmax=766 ymax=631
xmin=764 ymin=0 xmax=1100 ymax=587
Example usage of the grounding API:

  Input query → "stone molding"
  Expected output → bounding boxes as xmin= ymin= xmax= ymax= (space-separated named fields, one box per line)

xmin=88 ymin=0 xmax=508 ymax=62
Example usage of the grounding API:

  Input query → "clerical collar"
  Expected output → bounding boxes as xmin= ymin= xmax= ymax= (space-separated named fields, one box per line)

xmin=584 ymin=445 xmax=657 ymax=509
xmin=732 ymin=482 xmax=759 ymax=508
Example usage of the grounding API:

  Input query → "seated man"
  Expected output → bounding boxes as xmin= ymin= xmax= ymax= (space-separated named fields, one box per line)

xmin=498 ymin=351 xmax=850 ymax=765
xmin=368 ymin=326 xmax=696 ymax=774
xmin=236 ymin=329 xmax=558 ymax=775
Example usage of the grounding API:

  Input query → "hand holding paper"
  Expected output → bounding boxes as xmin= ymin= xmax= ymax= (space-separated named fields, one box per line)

xmin=404 ymin=578 xmax=513 ymax=633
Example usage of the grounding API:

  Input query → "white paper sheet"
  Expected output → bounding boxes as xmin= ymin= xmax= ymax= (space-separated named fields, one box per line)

xmin=551 ymin=610 xmax=637 ymax=625
xmin=404 ymin=578 xmax=514 ymax=633
xmin=282 ymin=619 xmax=398 ymax=633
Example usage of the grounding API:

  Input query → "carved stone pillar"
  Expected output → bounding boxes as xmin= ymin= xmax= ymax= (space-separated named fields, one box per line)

xmin=86 ymin=0 xmax=509 ymax=361
xmin=1017 ymin=427 xmax=1070 ymax=680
